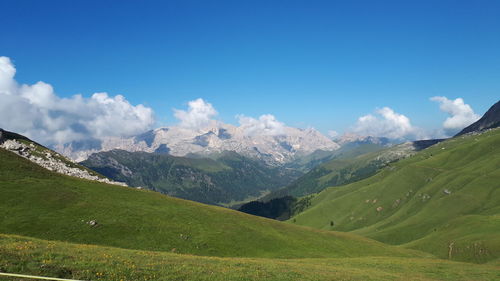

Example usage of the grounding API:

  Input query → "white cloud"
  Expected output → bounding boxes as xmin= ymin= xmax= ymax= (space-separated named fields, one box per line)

xmin=350 ymin=107 xmax=424 ymax=139
xmin=0 ymin=56 xmax=155 ymax=146
xmin=328 ymin=130 xmax=339 ymax=138
xmin=430 ymin=96 xmax=480 ymax=133
xmin=173 ymin=98 xmax=217 ymax=130
xmin=0 ymin=56 xmax=16 ymax=94
xmin=237 ymin=114 xmax=285 ymax=136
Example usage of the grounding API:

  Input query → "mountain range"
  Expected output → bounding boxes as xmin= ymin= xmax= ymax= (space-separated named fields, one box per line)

xmin=76 ymin=128 xmax=407 ymax=205
xmin=56 ymin=121 xmax=344 ymax=205
xmin=57 ymin=121 xmax=340 ymax=165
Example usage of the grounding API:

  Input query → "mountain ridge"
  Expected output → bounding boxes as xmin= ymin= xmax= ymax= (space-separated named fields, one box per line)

xmin=456 ymin=100 xmax=500 ymax=136
xmin=56 ymin=121 xmax=340 ymax=164
xmin=0 ymin=128 xmax=125 ymax=186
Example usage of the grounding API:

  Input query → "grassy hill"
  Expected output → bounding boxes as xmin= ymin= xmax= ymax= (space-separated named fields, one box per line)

xmin=81 ymin=150 xmax=302 ymax=205
xmin=0 ymin=145 xmax=421 ymax=259
xmin=267 ymin=141 xmax=433 ymax=200
xmin=237 ymin=143 xmax=390 ymax=219
xmin=290 ymin=129 xmax=500 ymax=263
xmin=238 ymin=141 xmax=436 ymax=220
xmin=1 ymin=233 xmax=499 ymax=281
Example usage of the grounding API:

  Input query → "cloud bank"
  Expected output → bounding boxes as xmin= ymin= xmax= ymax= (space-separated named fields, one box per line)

xmin=237 ymin=114 xmax=285 ymax=136
xmin=0 ymin=56 xmax=155 ymax=146
xmin=350 ymin=107 xmax=425 ymax=140
xmin=345 ymin=96 xmax=479 ymax=140
xmin=173 ymin=98 xmax=287 ymax=136
xmin=430 ymin=96 xmax=480 ymax=134
xmin=173 ymin=98 xmax=218 ymax=130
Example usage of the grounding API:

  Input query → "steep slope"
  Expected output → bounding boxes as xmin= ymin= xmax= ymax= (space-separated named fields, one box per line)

xmin=0 ymin=128 xmax=124 ymax=186
xmin=270 ymin=140 xmax=443 ymax=199
xmin=0 ymin=128 xmax=41 ymax=145
xmin=0 ymin=146 xmax=419 ymax=259
xmin=290 ymin=128 xmax=500 ymax=263
xmin=456 ymin=100 xmax=500 ymax=136
xmin=81 ymin=150 xmax=301 ymax=205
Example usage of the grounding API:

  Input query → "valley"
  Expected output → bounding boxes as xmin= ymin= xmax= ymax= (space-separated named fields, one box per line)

xmin=80 ymin=150 xmax=302 ymax=205
xmin=1 ymin=100 xmax=499 ymax=280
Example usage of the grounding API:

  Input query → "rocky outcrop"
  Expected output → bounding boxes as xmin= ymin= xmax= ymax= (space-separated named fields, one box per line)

xmin=0 ymin=138 xmax=127 ymax=186
xmin=456 ymin=100 xmax=500 ymax=136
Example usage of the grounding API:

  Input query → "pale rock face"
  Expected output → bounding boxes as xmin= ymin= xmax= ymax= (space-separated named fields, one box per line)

xmin=335 ymin=133 xmax=395 ymax=146
xmin=57 ymin=121 xmax=340 ymax=164
xmin=1 ymin=139 xmax=127 ymax=186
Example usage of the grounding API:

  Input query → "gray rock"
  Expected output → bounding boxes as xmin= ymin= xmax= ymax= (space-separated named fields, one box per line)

xmin=1 ymin=139 xmax=127 ymax=187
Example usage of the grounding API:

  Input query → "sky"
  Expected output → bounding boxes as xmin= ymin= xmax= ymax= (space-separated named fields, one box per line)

xmin=0 ymin=0 xmax=499 ymax=145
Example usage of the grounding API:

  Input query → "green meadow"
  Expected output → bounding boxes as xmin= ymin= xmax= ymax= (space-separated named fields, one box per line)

xmin=1 ymin=234 xmax=498 ymax=281
xmin=291 ymin=129 xmax=500 ymax=263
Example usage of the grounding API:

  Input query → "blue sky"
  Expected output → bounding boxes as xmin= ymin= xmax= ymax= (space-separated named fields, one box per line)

xmin=1 ymin=0 xmax=499 ymax=139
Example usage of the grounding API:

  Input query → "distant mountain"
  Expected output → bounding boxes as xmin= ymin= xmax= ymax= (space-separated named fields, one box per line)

xmin=81 ymin=150 xmax=302 ymax=205
xmin=335 ymin=134 xmax=396 ymax=146
xmin=455 ymin=100 xmax=500 ymax=136
xmin=57 ymin=121 xmax=340 ymax=164
xmin=282 ymin=149 xmax=338 ymax=172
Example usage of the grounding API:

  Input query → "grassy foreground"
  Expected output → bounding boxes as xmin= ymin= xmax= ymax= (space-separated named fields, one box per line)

xmin=0 ymin=234 xmax=498 ymax=281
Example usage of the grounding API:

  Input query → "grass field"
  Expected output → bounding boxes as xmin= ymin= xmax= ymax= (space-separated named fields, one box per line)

xmin=1 ymin=234 xmax=498 ymax=281
xmin=290 ymin=129 xmax=500 ymax=263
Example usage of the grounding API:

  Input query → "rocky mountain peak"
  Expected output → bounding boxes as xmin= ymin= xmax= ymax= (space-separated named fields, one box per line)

xmin=57 ymin=122 xmax=340 ymax=164
xmin=455 ymin=100 xmax=500 ymax=136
